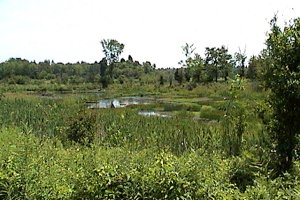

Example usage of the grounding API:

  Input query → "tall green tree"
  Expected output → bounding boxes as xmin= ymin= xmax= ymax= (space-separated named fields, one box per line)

xmin=219 ymin=46 xmax=234 ymax=81
xmin=246 ymin=56 xmax=258 ymax=80
xmin=205 ymin=47 xmax=219 ymax=82
xmin=234 ymin=49 xmax=247 ymax=77
xmin=99 ymin=58 xmax=110 ymax=88
xmin=100 ymin=39 xmax=125 ymax=65
xmin=100 ymin=39 xmax=124 ymax=81
xmin=264 ymin=16 xmax=300 ymax=175
xmin=246 ymin=55 xmax=269 ymax=80
xmin=188 ymin=54 xmax=205 ymax=83
xmin=179 ymin=43 xmax=205 ymax=83
xmin=205 ymin=46 xmax=233 ymax=82
xmin=179 ymin=43 xmax=196 ymax=67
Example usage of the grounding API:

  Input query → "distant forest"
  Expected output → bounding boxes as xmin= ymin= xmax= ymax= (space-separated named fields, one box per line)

xmin=0 ymin=40 xmax=264 ymax=88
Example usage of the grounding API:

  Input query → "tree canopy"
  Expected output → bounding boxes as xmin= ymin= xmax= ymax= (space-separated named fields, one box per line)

xmin=100 ymin=39 xmax=125 ymax=65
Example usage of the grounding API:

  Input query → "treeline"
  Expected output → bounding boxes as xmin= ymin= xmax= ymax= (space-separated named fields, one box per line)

xmin=0 ymin=40 xmax=266 ymax=89
xmin=0 ymin=57 xmax=159 ymax=86
xmin=0 ymin=53 xmax=264 ymax=87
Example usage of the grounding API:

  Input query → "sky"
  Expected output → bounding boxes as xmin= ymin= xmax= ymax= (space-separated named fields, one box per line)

xmin=0 ymin=0 xmax=299 ymax=68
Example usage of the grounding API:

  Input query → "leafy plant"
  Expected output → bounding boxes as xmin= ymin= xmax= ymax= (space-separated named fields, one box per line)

xmin=264 ymin=16 xmax=300 ymax=175
xmin=222 ymin=75 xmax=247 ymax=156
xmin=66 ymin=109 xmax=98 ymax=145
xmin=229 ymin=155 xmax=256 ymax=192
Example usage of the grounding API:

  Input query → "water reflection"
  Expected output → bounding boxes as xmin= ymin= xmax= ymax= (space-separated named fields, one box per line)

xmin=138 ymin=111 xmax=170 ymax=118
xmin=87 ymin=97 xmax=153 ymax=109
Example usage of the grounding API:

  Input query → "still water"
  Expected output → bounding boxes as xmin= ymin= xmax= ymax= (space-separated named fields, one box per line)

xmin=87 ymin=97 xmax=154 ymax=109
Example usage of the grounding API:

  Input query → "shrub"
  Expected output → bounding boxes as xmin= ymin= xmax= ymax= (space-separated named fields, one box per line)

xmin=66 ymin=109 xmax=98 ymax=145
xmin=222 ymin=75 xmax=246 ymax=156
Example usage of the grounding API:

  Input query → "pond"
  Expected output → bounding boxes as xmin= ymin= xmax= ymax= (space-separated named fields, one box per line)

xmin=138 ymin=111 xmax=170 ymax=118
xmin=86 ymin=96 xmax=219 ymax=121
xmin=87 ymin=97 xmax=172 ymax=118
xmin=87 ymin=97 xmax=156 ymax=109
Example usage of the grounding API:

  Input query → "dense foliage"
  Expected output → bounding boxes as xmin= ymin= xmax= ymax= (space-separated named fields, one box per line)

xmin=264 ymin=17 xmax=300 ymax=175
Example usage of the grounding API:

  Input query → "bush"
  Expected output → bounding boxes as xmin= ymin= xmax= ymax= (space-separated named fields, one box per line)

xmin=66 ymin=109 xmax=98 ymax=145
xmin=222 ymin=75 xmax=246 ymax=156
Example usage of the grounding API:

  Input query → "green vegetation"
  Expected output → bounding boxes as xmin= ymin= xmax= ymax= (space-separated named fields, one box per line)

xmin=264 ymin=16 xmax=300 ymax=175
xmin=0 ymin=16 xmax=300 ymax=199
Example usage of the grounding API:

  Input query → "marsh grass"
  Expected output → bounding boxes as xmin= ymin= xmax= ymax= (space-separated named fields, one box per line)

xmin=1 ymin=127 xmax=299 ymax=199
xmin=1 ymin=82 xmax=292 ymax=199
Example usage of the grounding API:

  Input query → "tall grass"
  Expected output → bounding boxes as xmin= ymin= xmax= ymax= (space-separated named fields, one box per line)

xmin=1 ymin=83 xmax=292 ymax=199
xmin=0 ymin=89 xmax=267 ymax=157
xmin=1 ymin=127 xmax=300 ymax=199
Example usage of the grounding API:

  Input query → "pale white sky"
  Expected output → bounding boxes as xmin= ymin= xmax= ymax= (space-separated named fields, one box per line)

xmin=0 ymin=0 xmax=299 ymax=68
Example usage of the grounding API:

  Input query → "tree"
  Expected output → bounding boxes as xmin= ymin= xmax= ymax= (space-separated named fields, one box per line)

xmin=99 ymin=58 xmax=110 ymax=88
xmin=184 ymin=67 xmax=191 ymax=82
xmin=205 ymin=47 xmax=218 ymax=82
xmin=188 ymin=54 xmax=205 ymax=83
xmin=128 ymin=55 xmax=133 ymax=62
xmin=264 ymin=16 xmax=300 ymax=175
xmin=100 ymin=39 xmax=125 ymax=65
xmin=218 ymin=46 xmax=233 ymax=81
xmin=234 ymin=49 xmax=247 ymax=77
xmin=246 ymin=56 xmax=258 ymax=80
xmin=246 ymin=55 xmax=264 ymax=80
xmin=174 ymin=68 xmax=184 ymax=85
xmin=179 ymin=43 xmax=196 ymax=67
xmin=205 ymin=46 xmax=233 ymax=82
xmin=179 ymin=43 xmax=205 ymax=83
